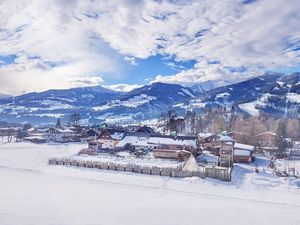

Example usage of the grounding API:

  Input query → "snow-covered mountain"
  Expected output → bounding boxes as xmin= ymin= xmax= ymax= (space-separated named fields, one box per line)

xmin=190 ymin=80 xmax=215 ymax=94
xmin=0 ymin=86 xmax=122 ymax=124
xmin=0 ymin=82 xmax=196 ymax=124
xmin=175 ymin=73 xmax=300 ymax=118
xmin=0 ymin=73 xmax=299 ymax=125
xmin=0 ymin=93 xmax=11 ymax=99
xmin=91 ymin=82 xmax=196 ymax=124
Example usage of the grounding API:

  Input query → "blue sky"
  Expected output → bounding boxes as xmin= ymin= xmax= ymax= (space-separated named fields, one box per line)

xmin=0 ymin=0 xmax=299 ymax=95
xmin=104 ymin=54 xmax=196 ymax=85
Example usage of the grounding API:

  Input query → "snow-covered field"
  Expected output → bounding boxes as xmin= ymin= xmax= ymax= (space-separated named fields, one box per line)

xmin=0 ymin=142 xmax=300 ymax=225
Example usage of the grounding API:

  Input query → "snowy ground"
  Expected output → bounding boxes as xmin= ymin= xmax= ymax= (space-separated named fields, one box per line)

xmin=0 ymin=142 xmax=300 ymax=225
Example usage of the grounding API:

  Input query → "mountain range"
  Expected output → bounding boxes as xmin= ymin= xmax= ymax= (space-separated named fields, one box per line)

xmin=0 ymin=73 xmax=299 ymax=125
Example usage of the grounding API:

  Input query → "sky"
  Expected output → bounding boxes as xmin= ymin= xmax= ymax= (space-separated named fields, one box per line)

xmin=0 ymin=0 xmax=299 ymax=95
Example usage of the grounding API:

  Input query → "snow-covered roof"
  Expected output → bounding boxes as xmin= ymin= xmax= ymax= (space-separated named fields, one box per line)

xmin=234 ymin=143 xmax=255 ymax=151
xmin=198 ymin=132 xmax=214 ymax=138
xmin=24 ymin=136 xmax=46 ymax=140
xmin=219 ymin=135 xmax=235 ymax=142
xmin=111 ymin=132 xmax=125 ymax=140
xmin=53 ymin=126 xmax=73 ymax=133
xmin=197 ymin=151 xmax=219 ymax=164
xmin=115 ymin=135 xmax=151 ymax=148
xmin=147 ymin=136 xmax=197 ymax=147
xmin=26 ymin=127 xmax=36 ymax=132
xmin=234 ymin=149 xmax=251 ymax=156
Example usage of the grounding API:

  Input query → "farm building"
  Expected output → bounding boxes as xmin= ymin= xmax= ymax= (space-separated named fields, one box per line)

xmin=45 ymin=127 xmax=74 ymax=143
xmin=234 ymin=143 xmax=255 ymax=163
xmin=115 ymin=132 xmax=152 ymax=151
xmin=256 ymin=132 xmax=278 ymax=147
xmin=152 ymin=149 xmax=191 ymax=160
xmin=96 ymin=128 xmax=126 ymax=149
xmin=198 ymin=133 xmax=219 ymax=152
xmin=217 ymin=135 xmax=235 ymax=167
xmin=148 ymin=135 xmax=197 ymax=160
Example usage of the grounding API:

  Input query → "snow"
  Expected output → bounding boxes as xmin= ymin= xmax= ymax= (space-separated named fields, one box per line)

xmin=33 ymin=113 xmax=65 ymax=118
xmin=277 ymin=81 xmax=284 ymax=86
xmin=198 ymin=132 xmax=214 ymax=138
xmin=110 ymin=132 xmax=125 ymax=140
xmin=197 ymin=151 xmax=219 ymax=165
xmin=148 ymin=136 xmax=197 ymax=148
xmin=235 ymin=143 xmax=255 ymax=151
xmin=174 ymin=99 xmax=206 ymax=110
xmin=72 ymin=153 xmax=182 ymax=169
xmin=0 ymin=142 xmax=300 ymax=225
xmin=93 ymin=94 xmax=156 ymax=111
xmin=286 ymin=93 xmax=300 ymax=103
xmin=234 ymin=149 xmax=251 ymax=156
xmin=219 ymin=135 xmax=235 ymax=142
xmin=181 ymin=88 xmax=195 ymax=98
xmin=274 ymin=159 xmax=300 ymax=176
xmin=115 ymin=135 xmax=150 ymax=148
xmin=239 ymin=101 xmax=260 ymax=116
xmin=216 ymin=92 xmax=230 ymax=98
xmin=40 ymin=99 xmax=73 ymax=109
xmin=81 ymin=94 xmax=95 ymax=98
xmin=182 ymin=154 xmax=199 ymax=172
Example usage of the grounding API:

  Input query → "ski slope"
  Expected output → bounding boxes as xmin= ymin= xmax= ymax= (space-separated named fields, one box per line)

xmin=0 ymin=142 xmax=299 ymax=225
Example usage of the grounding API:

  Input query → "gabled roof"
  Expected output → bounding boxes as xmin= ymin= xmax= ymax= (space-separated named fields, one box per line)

xmin=49 ymin=126 xmax=73 ymax=133
xmin=234 ymin=143 xmax=254 ymax=151
xmin=86 ymin=128 xmax=101 ymax=135
xmin=135 ymin=126 xmax=155 ymax=134
xmin=219 ymin=135 xmax=235 ymax=142
xmin=148 ymin=135 xmax=197 ymax=147
xmin=98 ymin=128 xmax=126 ymax=140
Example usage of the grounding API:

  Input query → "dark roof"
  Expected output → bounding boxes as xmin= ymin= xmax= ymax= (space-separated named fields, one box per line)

xmin=176 ymin=135 xmax=198 ymax=141
xmin=150 ymin=134 xmax=197 ymax=141
xmin=125 ymin=132 xmax=152 ymax=138
xmin=103 ymin=128 xmax=126 ymax=135
xmin=98 ymin=128 xmax=126 ymax=140
xmin=136 ymin=126 xmax=155 ymax=134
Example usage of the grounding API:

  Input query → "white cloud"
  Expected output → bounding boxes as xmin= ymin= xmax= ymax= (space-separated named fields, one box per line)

xmin=76 ymin=0 xmax=300 ymax=84
xmin=104 ymin=84 xmax=142 ymax=92
xmin=0 ymin=0 xmax=116 ymax=94
xmin=124 ymin=56 xmax=138 ymax=66
xmin=0 ymin=0 xmax=299 ymax=94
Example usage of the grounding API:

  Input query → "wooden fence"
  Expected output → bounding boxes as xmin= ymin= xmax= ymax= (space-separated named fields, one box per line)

xmin=48 ymin=158 xmax=232 ymax=181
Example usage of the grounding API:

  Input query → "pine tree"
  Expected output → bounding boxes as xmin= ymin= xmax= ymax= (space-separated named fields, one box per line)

xmin=277 ymin=120 xmax=288 ymax=158
xmin=56 ymin=118 xmax=61 ymax=128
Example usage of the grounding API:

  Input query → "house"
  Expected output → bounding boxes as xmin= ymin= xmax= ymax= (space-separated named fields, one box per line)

xmin=23 ymin=135 xmax=47 ymax=144
xmin=228 ymin=131 xmax=249 ymax=143
xmin=256 ymin=132 xmax=278 ymax=147
xmin=152 ymin=149 xmax=190 ymax=160
xmin=135 ymin=126 xmax=155 ymax=134
xmin=218 ymin=135 xmax=235 ymax=167
xmin=23 ymin=127 xmax=48 ymax=143
xmin=148 ymin=135 xmax=197 ymax=150
xmin=115 ymin=132 xmax=152 ymax=151
xmin=198 ymin=133 xmax=219 ymax=151
xmin=234 ymin=143 xmax=255 ymax=163
xmin=148 ymin=135 xmax=197 ymax=160
xmin=96 ymin=128 xmax=126 ymax=149
xmin=46 ymin=127 xmax=74 ymax=143
xmin=84 ymin=128 xmax=101 ymax=141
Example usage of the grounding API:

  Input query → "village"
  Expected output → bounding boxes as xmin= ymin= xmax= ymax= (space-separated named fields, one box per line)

xmin=1 ymin=117 xmax=300 ymax=182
